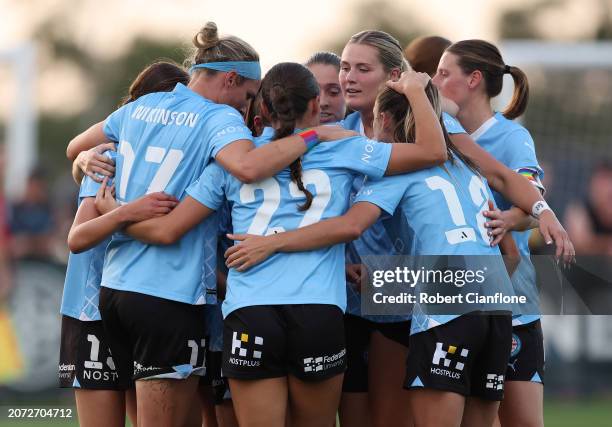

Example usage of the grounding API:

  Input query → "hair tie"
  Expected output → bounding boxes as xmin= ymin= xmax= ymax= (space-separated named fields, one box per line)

xmin=504 ymin=65 xmax=511 ymax=74
xmin=189 ymin=61 xmax=261 ymax=80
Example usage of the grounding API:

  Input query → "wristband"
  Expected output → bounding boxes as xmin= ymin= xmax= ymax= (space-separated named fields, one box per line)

xmin=531 ymin=200 xmax=551 ymax=219
xmin=299 ymin=129 xmax=319 ymax=152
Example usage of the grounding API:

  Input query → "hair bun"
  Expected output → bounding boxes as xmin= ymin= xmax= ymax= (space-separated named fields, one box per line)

xmin=193 ymin=22 xmax=219 ymax=50
xmin=269 ymin=84 xmax=294 ymax=120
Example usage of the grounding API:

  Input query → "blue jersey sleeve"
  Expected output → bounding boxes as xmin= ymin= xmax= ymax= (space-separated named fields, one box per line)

xmin=79 ymin=176 xmax=102 ymax=199
xmin=206 ymin=106 xmax=254 ymax=158
xmin=353 ymin=175 xmax=406 ymax=216
xmin=442 ymin=112 xmax=466 ymax=135
xmin=186 ymin=162 xmax=227 ymax=210
xmin=502 ymin=129 xmax=545 ymax=193
xmin=315 ymin=136 xmax=392 ymax=179
xmin=102 ymin=105 xmax=130 ymax=142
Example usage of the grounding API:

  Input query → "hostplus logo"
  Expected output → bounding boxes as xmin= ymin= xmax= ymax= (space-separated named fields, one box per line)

xmin=486 ymin=373 xmax=504 ymax=391
xmin=430 ymin=342 xmax=469 ymax=380
xmin=229 ymin=332 xmax=263 ymax=367
xmin=303 ymin=349 xmax=346 ymax=373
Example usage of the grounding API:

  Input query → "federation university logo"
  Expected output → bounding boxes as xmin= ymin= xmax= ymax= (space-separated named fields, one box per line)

xmin=431 ymin=342 xmax=469 ymax=379
xmin=303 ymin=349 xmax=346 ymax=374
xmin=229 ymin=332 xmax=264 ymax=367
xmin=486 ymin=373 xmax=505 ymax=391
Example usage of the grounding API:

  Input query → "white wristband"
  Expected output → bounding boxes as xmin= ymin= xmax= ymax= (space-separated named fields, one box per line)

xmin=531 ymin=200 xmax=551 ymax=219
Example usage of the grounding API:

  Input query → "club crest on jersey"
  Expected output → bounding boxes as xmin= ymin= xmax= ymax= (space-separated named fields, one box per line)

xmin=229 ymin=332 xmax=263 ymax=367
xmin=431 ymin=342 xmax=469 ymax=379
xmin=510 ymin=333 xmax=522 ymax=358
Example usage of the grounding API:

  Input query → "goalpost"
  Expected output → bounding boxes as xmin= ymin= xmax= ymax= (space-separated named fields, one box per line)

xmin=497 ymin=41 xmax=612 ymax=392
xmin=0 ymin=42 xmax=37 ymax=200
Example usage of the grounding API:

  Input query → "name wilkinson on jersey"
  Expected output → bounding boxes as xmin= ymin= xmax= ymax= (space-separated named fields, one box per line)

xmin=131 ymin=106 xmax=199 ymax=128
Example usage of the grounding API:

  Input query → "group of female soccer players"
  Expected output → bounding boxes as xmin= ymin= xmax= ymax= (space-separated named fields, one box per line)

xmin=59 ymin=21 xmax=575 ymax=427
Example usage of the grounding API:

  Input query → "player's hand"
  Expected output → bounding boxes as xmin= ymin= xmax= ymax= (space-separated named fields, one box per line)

xmin=483 ymin=200 xmax=509 ymax=246
xmin=224 ymin=233 xmax=280 ymax=272
xmin=538 ymin=210 xmax=576 ymax=265
xmin=346 ymin=264 xmax=366 ymax=292
xmin=386 ymin=69 xmax=430 ymax=96
xmin=113 ymin=191 xmax=179 ymax=222
xmin=314 ymin=125 xmax=359 ymax=142
xmin=77 ymin=143 xmax=116 ymax=182
xmin=95 ymin=177 xmax=119 ymax=215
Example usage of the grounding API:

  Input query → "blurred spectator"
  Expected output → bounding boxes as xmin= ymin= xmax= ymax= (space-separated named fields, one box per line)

xmin=8 ymin=168 xmax=55 ymax=260
xmin=0 ymin=143 xmax=13 ymax=302
xmin=564 ymin=161 xmax=612 ymax=255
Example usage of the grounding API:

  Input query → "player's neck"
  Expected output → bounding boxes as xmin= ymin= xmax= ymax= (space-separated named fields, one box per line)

xmin=295 ymin=115 xmax=319 ymax=130
xmin=360 ymin=110 xmax=374 ymax=138
xmin=188 ymin=75 xmax=222 ymax=104
xmin=457 ymin=97 xmax=494 ymax=134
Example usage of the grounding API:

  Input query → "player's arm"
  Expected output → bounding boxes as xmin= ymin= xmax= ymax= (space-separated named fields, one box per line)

xmin=66 ymin=121 xmax=109 ymax=160
xmin=450 ymin=132 xmax=574 ymax=261
xmin=224 ymin=202 xmax=382 ymax=271
xmin=385 ymin=71 xmax=447 ymax=175
xmin=124 ymin=197 xmax=216 ymax=245
xmin=67 ymin=179 xmax=179 ymax=253
xmin=498 ymin=231 xmax=520 ymax=277
xmin=215 ymin=125 xmax=358 ymax=184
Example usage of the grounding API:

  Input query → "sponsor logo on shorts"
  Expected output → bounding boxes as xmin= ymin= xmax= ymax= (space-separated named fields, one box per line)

xmin=134 ymin=361 xmax=162 ymax=377
xmin=229 ymin=332 xmax=263 ymax=367
xmin=430 ymin=342 xmax=469 ymax=380
xmin=510 ymin=333 xmax=522 ymax=358
xmin=58 ymin=363 xmax=76 ymax=379
xmin=59 ymin=363 xmax=75 ymax=372
xmin=486 ymin=373 xmax=505 ymax=391
xmin=303 ymin=348 xmax=346 ymax=373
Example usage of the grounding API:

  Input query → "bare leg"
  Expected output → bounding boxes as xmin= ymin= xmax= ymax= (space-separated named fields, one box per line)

xmin=368 ymin=331 xmax=412 ymax=427
xmin=229 ymin=377 xmax=287 ymax=427
xmin=215 ymin=399 xmax=239 ymax=427
xmin=287 ymin=373 xmax=343 ymax=427
xmin=408 ymin=389 xmax=464 ymax=427
xmin=461 ymin=397 xmax=500 ymax=427
xmin=199 ymin=384 xmax=218 ymax=427
xmin=125 ymin=388 xmax=137 ymax=426
xmin=136 ymin=377 xmax=199 ymax=427
xmin=498 ymin=381 xmax=544 ymax=427
xmin=339 ymin=392 xmax=371 ymax=427
xmin=75 ymin=389 xmax=125 ymax=427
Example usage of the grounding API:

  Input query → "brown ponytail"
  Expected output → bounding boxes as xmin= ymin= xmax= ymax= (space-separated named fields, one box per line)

xmin=503 ymin=65 xmax=529 ymax=119
xmin=447 ymin=39 xmax=530 ymax=119
xmin=261 ymin=63 xmax=320 ymax=211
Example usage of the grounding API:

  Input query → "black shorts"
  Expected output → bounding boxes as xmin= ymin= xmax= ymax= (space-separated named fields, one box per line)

xmin=59 ymin=315 xmax=129 ymax=390
xmin=99 ymin=287 xmax=207 ymax=382
xmin=200 ymin=351 xmax=231 ymax=404
xmin=506 ymin=320 xmax=545 ymax=384
xmin=223 ymin=304 xmax=346 ymax=381
xmin=343 ymin=315 xmax=372 ymax=393
xmin=404 ymin=312 xmax=512 ymax=401
xmin=342 ymin=315 xmax=411 ymax=393
xmin=373 ymin=319 xmax=412 ymax=349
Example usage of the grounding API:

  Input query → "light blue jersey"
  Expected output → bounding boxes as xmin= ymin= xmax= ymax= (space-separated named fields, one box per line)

xmin=355 ymin=154 xmax=514 ymax=334
xmin=187 ymin=134 xmax=392 ymax=318
xmin=471 ymin=112 xmax=544 ymax=326
xmin=342 ymin=111 xmax=467 ymax=321
xmin=60 ymin=176 xmax=110 ymax=321
xmin=101 ymin=83 xmax=253 ymax=304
